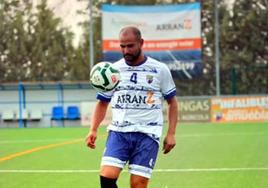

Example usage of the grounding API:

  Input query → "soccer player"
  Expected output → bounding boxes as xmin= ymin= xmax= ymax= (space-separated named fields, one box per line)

xmin=86 ymin=26 xmax=178 ymax=188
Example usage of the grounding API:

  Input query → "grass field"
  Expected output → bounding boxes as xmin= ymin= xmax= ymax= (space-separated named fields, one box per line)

xmin=0 ymin=122 xmax=268 ymax=188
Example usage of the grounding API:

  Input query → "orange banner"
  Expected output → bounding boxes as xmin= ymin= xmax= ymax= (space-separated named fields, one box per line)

xmin=211 ymin=96 xmax=268 ymax=122
xmin=103 ymin=38 xmax=201 ymax=51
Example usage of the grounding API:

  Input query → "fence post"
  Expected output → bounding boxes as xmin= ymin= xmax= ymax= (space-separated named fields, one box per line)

xmin=231 ymin=68 xmax=237 ymax=95
xmin=18 ymin=82 xmax=26 ymax=128
xmin=57 ymin=83 xmax=64 ymax=127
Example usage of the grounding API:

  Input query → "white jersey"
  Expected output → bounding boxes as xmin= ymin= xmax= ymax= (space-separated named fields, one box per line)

xmin=97 ymin=56 xmax=176 ymax=141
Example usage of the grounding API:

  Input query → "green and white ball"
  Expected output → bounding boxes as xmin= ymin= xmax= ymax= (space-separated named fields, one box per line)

xmin=90 ymin=62 xmax=120 ymax=91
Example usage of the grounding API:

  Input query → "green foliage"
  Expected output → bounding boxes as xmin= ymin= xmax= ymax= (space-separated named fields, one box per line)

xmin=0 ymin=0 xmax=77 ymax=82
xmin=25 ymin=0 xmax=78 ymax=81
xmin=220 ymin=0 xmax=268 ymax=94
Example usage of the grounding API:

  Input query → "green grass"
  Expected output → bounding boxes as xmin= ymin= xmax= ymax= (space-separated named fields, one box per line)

xmin=0 ymin=122 xmax=268 ymax=188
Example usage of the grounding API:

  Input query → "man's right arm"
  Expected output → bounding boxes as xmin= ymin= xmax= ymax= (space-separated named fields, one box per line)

xmin=85 ymin=100 xmax=109 ymax=149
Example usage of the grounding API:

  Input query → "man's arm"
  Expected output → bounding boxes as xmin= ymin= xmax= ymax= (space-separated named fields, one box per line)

xmin=85 ymin=100 xmax=109 ymax=149
xmin=162 ymin=96 xmax=178 ymax=154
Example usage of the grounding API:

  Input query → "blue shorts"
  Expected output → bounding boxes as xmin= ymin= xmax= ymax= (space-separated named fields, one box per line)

xmin=101 ymin=131 xmax=159 ymax=178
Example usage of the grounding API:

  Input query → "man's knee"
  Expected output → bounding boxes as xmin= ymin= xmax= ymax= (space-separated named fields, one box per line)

xmin=100 ymin=165 xmax=122 ymax=179
xmin=100 ymin=176 xmax=118 ymax=188
xmin=130 ymin=175 xmax=149 ymax=188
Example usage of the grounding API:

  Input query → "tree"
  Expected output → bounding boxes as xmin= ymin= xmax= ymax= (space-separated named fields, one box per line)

xmin=0 ymin=0 xmax=76 ymax=82
xmin=26 ymin=0 xmax=75 ymax=81
xmin=0 ymin=0 xmax=28 ymax=81
xmin=220 ymin=0 xmax=268 ymax=94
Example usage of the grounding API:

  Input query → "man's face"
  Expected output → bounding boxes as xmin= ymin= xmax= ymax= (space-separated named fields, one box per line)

xmin=119 ymin=32 xmax=143 ymax=63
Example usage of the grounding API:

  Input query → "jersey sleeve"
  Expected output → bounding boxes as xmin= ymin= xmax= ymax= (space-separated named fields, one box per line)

xmin=96 ymin=91 xmax=113 ymax=102
xmin=160 ymin=64 xmax=176 ymax=100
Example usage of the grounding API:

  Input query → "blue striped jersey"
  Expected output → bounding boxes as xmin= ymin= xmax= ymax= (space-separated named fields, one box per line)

xmin=97 ymin=56 xmax=176 ymax=141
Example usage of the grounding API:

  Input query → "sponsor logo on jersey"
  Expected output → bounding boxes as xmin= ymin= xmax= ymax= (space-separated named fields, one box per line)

xmin=116 ymin=91 xmax=156 ymax=105
xmin=117 ymin=94 xmax=146 ymax=104
xmin=146 ymin=75 xmax=154 ymax=84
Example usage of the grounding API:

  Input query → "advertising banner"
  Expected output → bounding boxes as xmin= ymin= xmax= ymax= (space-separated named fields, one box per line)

xmin=178 ymin=98 xmax=211 ymax=122
xmin=211 ymin=96 xmax=268 ymax=122
xmin=102 ymin=3 xmax=202 ymax=79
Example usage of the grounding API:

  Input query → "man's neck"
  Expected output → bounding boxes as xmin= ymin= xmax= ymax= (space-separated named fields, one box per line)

xmin=129 ymin=54 xmax=146 ymax=66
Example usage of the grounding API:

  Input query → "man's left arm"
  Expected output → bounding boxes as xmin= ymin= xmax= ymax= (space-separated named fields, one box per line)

xmin=162 ymin=96 xmax=178 ymax=154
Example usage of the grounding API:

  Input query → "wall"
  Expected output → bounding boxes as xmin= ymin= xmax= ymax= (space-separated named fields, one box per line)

xmin=0 ymin=88 xmax=97 ymax=128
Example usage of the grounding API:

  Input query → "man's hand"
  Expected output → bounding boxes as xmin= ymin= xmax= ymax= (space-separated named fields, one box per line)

xmin=162 ymin=134 xmax=176 ymax=154
xmin=85 ymin=130 xmax=97 ymax=149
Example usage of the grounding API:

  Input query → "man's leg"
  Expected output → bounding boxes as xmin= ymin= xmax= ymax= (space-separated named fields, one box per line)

xmin=128 ymin=133 xmax=159 ymax=188
xmin=130 ymin=174 xmax=149 ymax=188
xmin=100 ymin=131 xmax=131 ymax=188
xmin=100 ymin=165 xmax=122 ymax=188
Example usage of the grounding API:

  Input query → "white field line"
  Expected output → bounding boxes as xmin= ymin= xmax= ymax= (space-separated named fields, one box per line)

xmin=0 ymin=132 xmax=266 ymax=144
xmin=0 ymin=167 xmax=268 ymax=173
xmin=178 ymin=132 xmax=266 ymax=138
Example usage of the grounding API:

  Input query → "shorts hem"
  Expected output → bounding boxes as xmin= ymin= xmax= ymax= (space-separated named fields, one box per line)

xmin=101 ymin=156 xmax=126 ymax=169
xmin=101 ymin=161 xmax=124 ymax=169
xmin=129 ymin=164 xmax=152 ymax=179
xmin=129 ymin=170 xmax=151 ymax=179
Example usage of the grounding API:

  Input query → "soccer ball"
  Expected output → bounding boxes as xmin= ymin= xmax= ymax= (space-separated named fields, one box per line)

xmin=90 ymin=62 xmax=120 ymax=91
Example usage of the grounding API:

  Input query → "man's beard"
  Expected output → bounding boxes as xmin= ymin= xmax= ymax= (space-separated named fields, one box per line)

xmin=123 ymin=49 xmax=141 ymax=63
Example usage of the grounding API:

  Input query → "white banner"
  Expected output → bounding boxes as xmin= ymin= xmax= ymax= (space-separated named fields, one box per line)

xmin=102 ymin=3 xmax=202 ymax=79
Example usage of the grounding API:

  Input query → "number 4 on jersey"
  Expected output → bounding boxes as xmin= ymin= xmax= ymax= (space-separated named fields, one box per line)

xmin=130 ymin=73 xmax=137 ymax=84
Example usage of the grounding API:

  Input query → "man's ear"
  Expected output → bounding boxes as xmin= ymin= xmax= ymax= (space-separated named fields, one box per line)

xmin=140 ymin=38 xmax=144 ymax=47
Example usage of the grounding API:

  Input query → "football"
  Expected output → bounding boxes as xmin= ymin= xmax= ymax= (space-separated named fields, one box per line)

xmin=90 ymin=62 xmax=120 ymax=91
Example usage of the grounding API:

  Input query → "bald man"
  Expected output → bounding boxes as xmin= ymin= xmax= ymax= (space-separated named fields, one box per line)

xmin=86 ymin=26 xmax=178 ymax=188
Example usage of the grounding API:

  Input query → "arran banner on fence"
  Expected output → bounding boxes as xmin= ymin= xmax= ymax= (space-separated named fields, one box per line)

xmin=102 ymin=3 xmax=202 ymax=79
xmin=211 ymin=96 xmax=268 ymax=122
